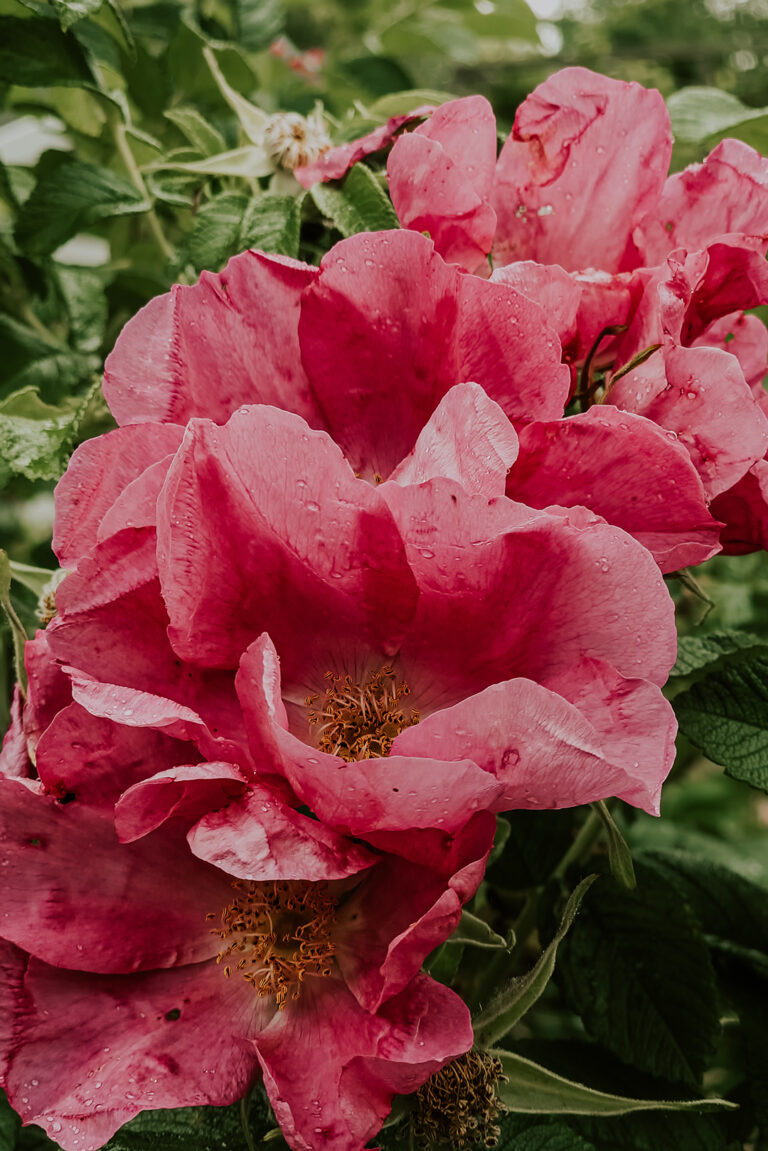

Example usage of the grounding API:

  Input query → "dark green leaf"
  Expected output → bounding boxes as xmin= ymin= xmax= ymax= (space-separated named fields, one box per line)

xmin=556 ymin=869 xmax=720 ymax=1085
xmin=637 ymin=846 xmax=768 ymax=958
xmin=310 ymin=163 xmax=398 ymax=237
xmin=572 ymin=1111 xmax=730 ymax=1151
xmin=496 ymin=1119 xmax=597 ymax=1151
xmin=671 ymin=630 xmax=765 ymax=677
xmin=451 ymin=909 xmax=508 ymax=949
xmin=593 ymin=802 xmax=635 ymax=889
xmin=181 ymin=191 xmax=302 ymax=273
xmin=15 ymin=156 xmax=149 ymax=258
xmin=0 ymin=14 xmax=95 ymax=86
xmin=54 ymin=265 xmax=109 ymax=353
xmin=674 ymin=651 xmax=768 ymax=791
xmin=102 ymin=1094 xmax=273 ymax=1151
xmin=495 ymin=1052 xmax=735 ymax=1116
xmin=0 ymin=314 xmax=97 ymax=403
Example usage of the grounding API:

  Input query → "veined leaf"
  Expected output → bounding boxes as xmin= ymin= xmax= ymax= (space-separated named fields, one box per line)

xmin=310 ymin=163 xmax=398 ymax=237
xmin=0 ymin=14 xmax=95 ymax=86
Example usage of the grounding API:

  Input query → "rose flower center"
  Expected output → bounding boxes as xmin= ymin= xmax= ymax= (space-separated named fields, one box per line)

xmin=305 ymin=666 xmax=420 ymax=761
xmin=211 ymin=880 xmax=336 ymax=1008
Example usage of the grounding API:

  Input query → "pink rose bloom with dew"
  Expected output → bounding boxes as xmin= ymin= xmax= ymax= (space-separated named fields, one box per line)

xmin=91 ymin=229 xmax=720 ymax=572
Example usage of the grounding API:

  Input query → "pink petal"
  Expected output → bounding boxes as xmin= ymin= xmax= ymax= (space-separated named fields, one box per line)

xmin=393 ymin=664 xmax=675 ymax=815
xmin=53 ymin=424 xmax=183 ymax=569
xmin=0 ymin=777 xmax=233 ymax=973
xmin=693 ymin=311 xmax=768 ymax=390
xmin=609 ymin=342 xmax=768 ymax=498
xmin=22 ymin=631 xmax=72 ymax=754
xmin=187 ymin=786 xmax=377 ymax=881
xmin=382 ymin=480 xmax=676 ymax=706
xmin=334 ymin=815 xmax=494 ymax=1011
xmin=293 ymin=106 xmax=435 ymax=186
xmin=710 ymin=459 xmax=768 ymax=554
xmin=3 ymin=956 xmax=263 ymax=1151
xmin=114 ymin=762 xmax=247 ymax=842
xmin=35 ymin=701 xmax=199 ymax=811
xmin=255 ymin=974 xmax=470 ymax=1151
xmin=103 ymin=250 xmax=319 ymax=428
xmin=298 ymin=231 xmax=568 ymax=478
xmin=235 ymin=634 xmax=504 ymax=839
xmin=492 ymin=67 xmax=672 ymax=272
xmin=388 ymin=382 xmax=519 ymax=496
xmin=491 ymin=260 xmax=582 ymax=352
xmin=416 ymin=95 xmax=497 ymax=201
xmin=157 ymin=407 xmax=418 ymax=676
xmin=97 ymin=453 xmax=176 ymax=543
xmin=0 ymin=939 xmax=27 ymax=1084
xmin=388 ymin=132 xmax=496 ymax=272
xmin=508 ymin=407 xmax=721 ymax=572
xmin=637 ymin=138 xmax=768 ymax=265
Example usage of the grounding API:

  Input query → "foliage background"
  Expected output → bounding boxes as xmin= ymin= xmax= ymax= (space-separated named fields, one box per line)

xmin=2 ymin=0 xmax=768 ymax=1148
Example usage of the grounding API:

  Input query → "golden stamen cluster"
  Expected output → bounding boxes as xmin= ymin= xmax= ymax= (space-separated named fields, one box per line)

xmin=412 ymin=1050 xmax=508 ymax=1149
xmin=210 ymin=880 xmax=336 ymax=1009
xmin=306 ymin=666 xmax=420 ymax=761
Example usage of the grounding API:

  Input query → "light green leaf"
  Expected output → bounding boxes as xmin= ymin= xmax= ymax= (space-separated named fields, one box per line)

xmin=203 ymin=45 xmax=269 ymax=145
xmin=146 ymin=146 xmax=273 ymax=179
xmin=236 ymin=0 xmax=283 ymax=51
xmin=0 ymin=14 xmax=95 ymax=86
xmin=9 ymin=561 xmax=59 ymax=600
xmin=367 ymin=89 xmax=451 ymax=118
xmin=474 ymin=876 xmax=597 ymax=1047
xmin=494 ymin=1052 xmax=737 ymax=1117
xmin=0 ymin=314 xmax=98 ymax=400
xmin=450 ymin=909 xmax=508 ymax=950
xmin=239 ymin=192 xmax=302 ymax=257
xmin=0 ymin=380 xmax=98 ymax=483
xmin=310 ymin=163 xmax=398 ymax=237
xmin=54 ymin=265 xmax=109 ymax=353
xmin=674 ymin=651 xmax=768 ymax=791
xmin=15 ymin=157 xmax=148 ymax=258
xmin=165 ymin=108 xmax=228 ymax=157
xmin=668 ymin=86 xmax=768 ymax=147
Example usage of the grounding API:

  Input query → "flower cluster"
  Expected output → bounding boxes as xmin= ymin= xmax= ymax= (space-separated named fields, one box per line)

xmin=0 ymin=66 xmax=766 ymax=1151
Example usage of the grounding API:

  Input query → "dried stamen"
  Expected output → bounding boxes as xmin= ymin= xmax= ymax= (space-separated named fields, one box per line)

xmin=413 ymin=1050 xmax=508 ymax=1149
xmin=263 ymin=109 xmax=331 ymax=170
xmin=211 ymin=880 xmax=336 ymax=1008
xmin=305 ymin=666 xmax=419 ymax=761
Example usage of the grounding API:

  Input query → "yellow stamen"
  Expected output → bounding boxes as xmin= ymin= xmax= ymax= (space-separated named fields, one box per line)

xmin=305 ymin=667 xmax=419 ymax=761
xmin=213 ymin=880 xmax=336 ymax=1009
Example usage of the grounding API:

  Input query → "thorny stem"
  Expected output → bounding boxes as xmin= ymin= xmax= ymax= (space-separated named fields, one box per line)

xmin=110 ymin=114 xmax=175 ymax=264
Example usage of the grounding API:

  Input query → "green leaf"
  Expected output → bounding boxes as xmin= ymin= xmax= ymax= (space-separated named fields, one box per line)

xmin=54 ymin=265 xmax=109 ymax=353
xmin=0 ymin=14 xmax=95 ymax=86
xmin=450 ymin=909 xmax=508 ymax=950
xmin=670 ymin=630 xmax=765 ymax=677
xmin=668 ymin=86 xmax=768 ymax=149
xmin=102 ymin=1094 xmax=273 ymax=1151
xmin=367 ymin=89 xmax=453 ymax=118
xmin=9 ymin=561 xmax=59 ymax=600
xmin=236 ymin=0 xmax=283 ymax=51
xmin=165 ymin=108 xmax=228 ymax=156
xmin=556 ymin=869 xmax=720 ymax=1085
xmin=474 ymin=876 xmax=597 ymax=1047
xmin=674 ymin=651 xmax=768 ymax=791
xmin=15 ymin=156 xmax=149 ymax=258
xmin=310 ymin=163 xmax=398 ymax=237
xmin=496 ymin=1119 xmax=597 ymax=1151
xmin=0 ymin=314 xmax=98 ymax=402
xmin=0 ymin=551 xmax=28 ymax=695
xmin=146 ymin=146 xmax=273 ymax=179
xmin=494 ymin=1052 xmax=735 ymax=1117
xmin=181 ymin=190 xmax=302 ymax=272
xmin=239 ymin=192 xmax=302 ymax=258
xmin=593 ymin=802 xmax=635 ymax=889
xmin=203 ymin=45 xmax=269 ymax=145
xmin=50 ymin=0 xmax=103 ymax=30
xmin=571 ymin=1112 xmax=730 ymax=1151
xmin=0 ymin=380 xmax=98 ymax=484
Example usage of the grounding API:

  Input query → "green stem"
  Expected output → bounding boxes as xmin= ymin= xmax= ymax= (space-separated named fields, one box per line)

xmin=111 ymin=116 xmax=175 ymax=264
xmin=239 ymin=1094 xmax=256 ymax=1151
